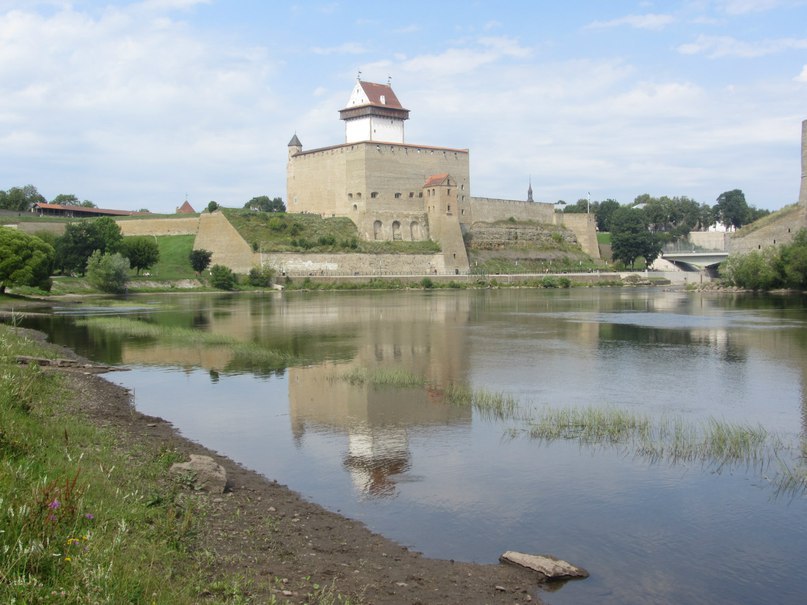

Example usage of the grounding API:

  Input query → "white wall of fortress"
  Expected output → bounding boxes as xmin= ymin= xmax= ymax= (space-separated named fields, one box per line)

xmin=262 ymin=252 xmax=449 ymax=277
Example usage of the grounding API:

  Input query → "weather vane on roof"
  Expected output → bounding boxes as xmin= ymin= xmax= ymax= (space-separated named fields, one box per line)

xmin=357 ymin=69 xmax=362 ymax=81
xmin=387 ymin=75 xmax=392 ymax=85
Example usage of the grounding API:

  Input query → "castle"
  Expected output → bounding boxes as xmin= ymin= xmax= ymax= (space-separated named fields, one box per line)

xmin=287 ymin=78 xmax=598 ymax=273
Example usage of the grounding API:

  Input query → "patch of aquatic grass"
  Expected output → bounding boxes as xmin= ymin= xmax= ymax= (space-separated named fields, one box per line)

xmin=0 ymin=325 xmax=205 ymax=603
xmin=771 ymin=457 xmax=807 ymax=499
xmin=330 ymin=367 xmax=426 ymax=387
xmin=528 ymin=406 xmax=651 ymax=444
xmin=527 ymin=407 xmax=777 ymax=469
xmin=229 ymin=343 xmax=305 ymax=374
xmin=443 ymin=384 xmax=519 ymax=420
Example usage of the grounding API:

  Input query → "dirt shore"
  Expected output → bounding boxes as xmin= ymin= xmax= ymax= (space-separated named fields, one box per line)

xmin=33 ymin=331 xmax=558 ymax=604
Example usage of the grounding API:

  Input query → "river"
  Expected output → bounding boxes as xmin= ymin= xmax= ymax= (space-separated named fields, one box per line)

xmin=23 ymin=287 xmax=807 ymax=605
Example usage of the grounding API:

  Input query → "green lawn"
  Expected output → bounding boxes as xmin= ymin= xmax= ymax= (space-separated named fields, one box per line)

xmin=129 ymin=234 xmax=196 ymax=281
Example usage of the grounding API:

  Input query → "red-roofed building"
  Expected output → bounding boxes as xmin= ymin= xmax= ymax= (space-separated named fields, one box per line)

xmin=176 ymin=200 xmax=196 ymax=214
xmin=339 ymin=79 xmax=410 ymax=144
xmin=32 ymin=203 xmax=140 ymax=218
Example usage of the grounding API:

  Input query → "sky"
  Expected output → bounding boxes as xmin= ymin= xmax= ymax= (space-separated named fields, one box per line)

xmin=1 ymin=0 xmax=806 ymax=214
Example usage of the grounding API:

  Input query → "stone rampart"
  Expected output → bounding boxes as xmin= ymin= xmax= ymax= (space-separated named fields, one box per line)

xmin=468 ymin=197 xmax=554 ymax=224
xmin=118 ymin=217 xmax=199 ymax=236
xmin=193 ymin=212 xmax=256 ymax=272
xmin=728 ymin=211 xmax=804 ymax=254
xmin=556 ymin=213 xmax=600 ymax=259
xmin=262 ymin=252 xmax=448 ymax=277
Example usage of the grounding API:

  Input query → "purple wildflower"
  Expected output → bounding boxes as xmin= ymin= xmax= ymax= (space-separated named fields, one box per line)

xmin=84 ymin=513 xmax=94 ymax=520
xmin=48 ymin=499 xmax=60 ymax=510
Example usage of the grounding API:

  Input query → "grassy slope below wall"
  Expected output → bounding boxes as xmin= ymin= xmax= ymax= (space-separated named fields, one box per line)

xmin=222 ymin=208 xmax=440 ymax=254
xmin=466 ymin=219 xmax=601 ymax=274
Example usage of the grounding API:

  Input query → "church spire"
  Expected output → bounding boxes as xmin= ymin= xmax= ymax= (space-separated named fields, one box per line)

xmin=527 ymin=176 xmax=534 ymax=203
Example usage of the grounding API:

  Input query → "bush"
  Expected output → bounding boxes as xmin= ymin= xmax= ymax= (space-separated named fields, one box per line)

xmin=209 ymin=265 xmax=236 ymax=290
xmin=247 ymin=266 xmax=275 ymax=287
xmin=420 ymin=277 xmax=434 ymax=289
xmin=86 ymin=251 xmax=130 ymax=293
xmin=268 ymin=217 xmax=286 ymax=232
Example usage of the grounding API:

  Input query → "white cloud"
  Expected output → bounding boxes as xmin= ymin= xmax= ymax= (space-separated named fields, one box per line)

xmin=311 ymin=42 xmax=367 ymax=55
xmin=795 ymin=65 xmax=807 ymax=82
xmin=677 ymin=34 xmax=807 ymax=57
xmin=400 ymin=36 xmax=530 ymax=77
xmin=585 ymin=13 xmax=676 ymax=30
xmin=719 ymin=0 xmax=782 ymax=15
xmin=0 ymin=3 xmax=282 ymax=209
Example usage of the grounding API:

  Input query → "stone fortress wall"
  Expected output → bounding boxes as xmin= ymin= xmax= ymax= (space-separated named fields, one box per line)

xmin=118 ymin=217 xmax=199 ymax=237
xmin=287 ymin=140 xmax=470 ymax=244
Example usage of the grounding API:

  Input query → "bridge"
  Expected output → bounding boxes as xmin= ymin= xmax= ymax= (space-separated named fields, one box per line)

xmin=661 ymin=250 xmax=728 ymax=272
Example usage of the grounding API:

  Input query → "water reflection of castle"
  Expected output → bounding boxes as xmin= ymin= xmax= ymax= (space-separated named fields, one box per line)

xmin=288 ymin=294 xmax=473 ymax=497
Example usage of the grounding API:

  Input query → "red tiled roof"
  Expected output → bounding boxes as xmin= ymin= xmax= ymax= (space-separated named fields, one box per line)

xmin=358 ymin=81 xmax=405 ymax=109
xmin=34 ymin=203 xmax=137 ymax=216
xmin=423 ymin=173 xmax=450 ymax=188
xmin=177 ymin=201 xmax=196 ymax=214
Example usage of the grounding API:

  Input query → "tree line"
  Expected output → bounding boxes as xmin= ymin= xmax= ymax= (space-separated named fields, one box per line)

xmin=0 ymin=218 xmax=160 ymax=294
xmin=559 ymin=189 xmax=771 ymax=268
xmin=2 ymin=184 xmax=286 ymax=215
xmin=0 ymin=185 xmax=97 ymax=211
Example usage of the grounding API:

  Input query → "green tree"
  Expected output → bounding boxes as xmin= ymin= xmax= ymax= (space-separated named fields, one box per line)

xmin=189 ymin=249 xmax=213 ymax=275
xmin=595 ymin=199 xmax=620 ymax=232
xmin=209 ymin=264 xmax=236 ymax=290
xmin=0 ymin=185 xmax=46 ymax=211
xmin=247 ymin=265 xmax=275 ymax=287
xmin=0 ymin=229 xmax=55 ymax=293
xmin=51 ymin=193 xmax=80 ymax=205
xmin=55 ymin=217 xmax=123 ymax=275
xmin=122 ymin=237 xmax=160 ymax=275
xmin=244 ymin=196 xmax=286 ymax=212
xmin=86 ymin=251 xmax=130 ymax=293
xmin=714 ymin=189 xmax=750 ymax=229
xmin=778 ymin=229 xmax=807 ymax=289
xmin=721 ymin=249 xmax=781 ymax=289
xmin=207 ymin=201 xmax=220 ymax=213
xmin=610 ymin=207 xmax=661 ymax=268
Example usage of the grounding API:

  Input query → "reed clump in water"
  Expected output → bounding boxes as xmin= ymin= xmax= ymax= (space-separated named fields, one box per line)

xmin=330 ymin=367 xmax=426 ymax=387
xmin=443 ymin=384 xmax=519 ymax=421
xmin=526 ymin=407 xmax=774 ymax=468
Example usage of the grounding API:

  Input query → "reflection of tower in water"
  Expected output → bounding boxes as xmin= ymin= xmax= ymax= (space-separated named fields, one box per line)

xmin=288 ymin=294 xmax=472 ymax=498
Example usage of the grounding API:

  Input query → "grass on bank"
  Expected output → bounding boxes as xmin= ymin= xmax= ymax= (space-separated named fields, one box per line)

xmin=0 ymin=325 xmax=361 ymax=604
xmin=0 ymin=326 xmax=204 ymax=603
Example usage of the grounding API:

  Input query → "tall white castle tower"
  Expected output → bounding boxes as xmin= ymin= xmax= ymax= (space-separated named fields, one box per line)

xmin=339 ymin=78 xmax=410 ymax=144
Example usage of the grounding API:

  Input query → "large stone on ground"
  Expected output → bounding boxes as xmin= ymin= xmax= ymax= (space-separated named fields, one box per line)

xmin=499 ymin=551 xmax=589 ymax=581
xmin=170 ymin=454 xmax=227 ymax=493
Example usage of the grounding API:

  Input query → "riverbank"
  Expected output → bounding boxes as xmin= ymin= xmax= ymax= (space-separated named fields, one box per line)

xmin=0 ymin=325 xmax=545 ymax=604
